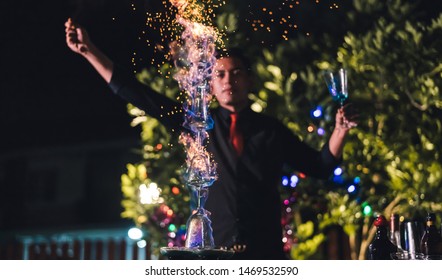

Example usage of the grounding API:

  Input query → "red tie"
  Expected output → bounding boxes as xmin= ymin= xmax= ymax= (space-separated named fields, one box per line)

xmin=230 ymin=113 xmax=243 ymax=155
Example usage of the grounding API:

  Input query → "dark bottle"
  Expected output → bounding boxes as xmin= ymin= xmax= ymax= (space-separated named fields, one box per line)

xmin=368 ymin=215 xmax=397 ymax=260
xmin=420 ymin=213 xmax=442 ymax=257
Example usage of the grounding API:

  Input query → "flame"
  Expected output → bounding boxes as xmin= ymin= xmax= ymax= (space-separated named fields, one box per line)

xmin=172 ymin=16 xmax=217 ymax=96
xmin=170 ymin=0 xmax=220 ymax=189
xmin=179 ymin=133 xmax=213 ymax=169
xmin=179 ymin=132 xmax=217 ymax=186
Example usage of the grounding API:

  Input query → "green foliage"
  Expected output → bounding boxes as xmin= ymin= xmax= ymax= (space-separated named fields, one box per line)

xmin=334 ymin=1 xmax=442 ymax=216
xmin=120 ymin=66 xmax=190 ymax=257
xmin=291 ymin=232 xmax=325 ymax=260
xmin=297 ymin=0 xmax=441 ymax=258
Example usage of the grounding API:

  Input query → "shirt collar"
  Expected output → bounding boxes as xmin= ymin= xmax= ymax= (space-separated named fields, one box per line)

xmin=216 ymin=105 xmax=253 ymax=121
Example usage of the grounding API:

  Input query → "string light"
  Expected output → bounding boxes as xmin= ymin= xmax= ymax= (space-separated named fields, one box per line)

xmin=171 ymin=186 xmax=180 ymax=195
xmin=139 ymin=183 xmax=162 ymax=204
xmin=311 ymin=106 xmax=323 ymax=118
xmin=168 ymin=224 xmax=177 ymax=232
xmin=362 ymin=202 xmax=372 ymax=216
xmin=347 ymin=184 xmax=356 ymax=193
xmin=282 ymin=175 xmax=289 ymax=186
xmin=137 ymin=240 xmax=147 ymax=248
xmin=333 ymin=167 xmax=343 ymax=176
xmin=333 ymin=176 xmax=344 ymax=184
xmin=290 ymin=174 xmax=298 ymax=188
xmin=128 ymin=227 xmax=143 ymax=240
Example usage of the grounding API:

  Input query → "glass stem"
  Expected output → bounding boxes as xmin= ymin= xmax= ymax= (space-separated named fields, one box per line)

xmin=196 ymin=187 xmax=201 ymax=209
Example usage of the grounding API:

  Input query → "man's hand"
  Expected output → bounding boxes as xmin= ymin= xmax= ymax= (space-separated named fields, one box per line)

xmin=335 ymin=104 xmax=358 ymax=130
xmin=328 ymin=103 xmax=359 ymax=159
xmin=64 ymin=18 xmax=113 ymax=83
xmin=65 ymin=18 xmax=90 ymax=55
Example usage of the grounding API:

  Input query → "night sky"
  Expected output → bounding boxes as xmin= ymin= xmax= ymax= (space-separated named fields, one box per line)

xmin=0 ymin=0 xmax=151 ymax=231
xmin=1 ymin=0 xmax=146 ymax=152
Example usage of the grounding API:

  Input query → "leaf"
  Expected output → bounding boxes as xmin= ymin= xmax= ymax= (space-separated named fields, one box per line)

xmin=264 ymin=81 xmax=281 ymax=92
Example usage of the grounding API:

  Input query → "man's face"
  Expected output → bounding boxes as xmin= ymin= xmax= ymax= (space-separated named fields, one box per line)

xmin=211 ymin=57 xmax=251 ymax=111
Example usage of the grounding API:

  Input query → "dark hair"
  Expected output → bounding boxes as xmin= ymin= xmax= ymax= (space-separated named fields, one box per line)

xmin=215 ymin=47 xmax=252 ymax=73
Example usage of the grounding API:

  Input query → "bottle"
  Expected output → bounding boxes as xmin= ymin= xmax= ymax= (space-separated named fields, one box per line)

xmin=368 ymin=215 xmax=397 ymax=260
xmin=419 ymin=213 xmax=442 ymax=257
xmin=403 ymin=220 xmax=419 ymax=254
xmin=389 ymin=214 xmax=402 ymax=250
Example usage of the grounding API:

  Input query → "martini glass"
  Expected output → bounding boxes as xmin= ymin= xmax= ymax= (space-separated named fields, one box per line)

xmin=323 ymin=68 xmax=348 ymax=107
xmin=184 ymin=185 xmax=214 ymax=249
xmin=182 ymin=150 xmax=216 ymax=249
xmin=323 ymin=68 xmax=355 ymax=128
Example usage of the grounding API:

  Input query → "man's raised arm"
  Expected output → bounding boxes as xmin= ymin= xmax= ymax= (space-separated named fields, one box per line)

xmin=65 ymin=18 xmax=113 ymax=83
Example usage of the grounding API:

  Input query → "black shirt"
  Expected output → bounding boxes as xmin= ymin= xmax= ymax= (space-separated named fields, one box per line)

xmin=109 ymin=65 xmax=341 ymax=259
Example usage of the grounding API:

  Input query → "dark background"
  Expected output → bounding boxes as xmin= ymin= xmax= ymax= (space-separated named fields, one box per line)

xmin=0 ymin=0 xmax=148 ymax=232
xmin=1 ymin=0 xmax=147 ymax=150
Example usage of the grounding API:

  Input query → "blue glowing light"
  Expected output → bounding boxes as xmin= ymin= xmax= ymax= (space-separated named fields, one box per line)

xmin=311 ymin=106 xmax=323 ymax=118
xmin=353 ymin=177 xmax=361 ymax=184
xmin=317 ymin=128 xmax=325 ymax=136
xmin=290 ymin=175 xmax=299 ymax=188
xmin=282 ymin=176 xmax=289 ymax=186
xmin=333 ymin=176 xmax=344 ymax=184
xmin=347 ymin=185 xmax=356 ymax=193
xmin=334 ymin=167 xmax=343 ymax=176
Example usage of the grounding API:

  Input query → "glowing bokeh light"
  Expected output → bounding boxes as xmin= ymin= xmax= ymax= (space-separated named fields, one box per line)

xmin=363 ymin=204 xmax=372 ymax=216
xmin=168 ymin=224 xmax=177 ymax=232
xmin=290 ymin=174 xmax=298 ymax=188
xmin=172 ymin=186 xmax=180 ymax=195
xmin=334 ymin=167 xmax=343 ymax=176
xmin=128 ymin=227 xmax=143 ymax=240
xmin=282 ymin=176 xmax=289 ymax=186
xmin=312 ymin=106 xmax=323 ymax=118
xmin=137 ymin=240 xmax=147 ymax=248
xmin=347 ymin=184 xmax=356 ymax=193
xmin=139 ymin=183 xmax=162 ymax=204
